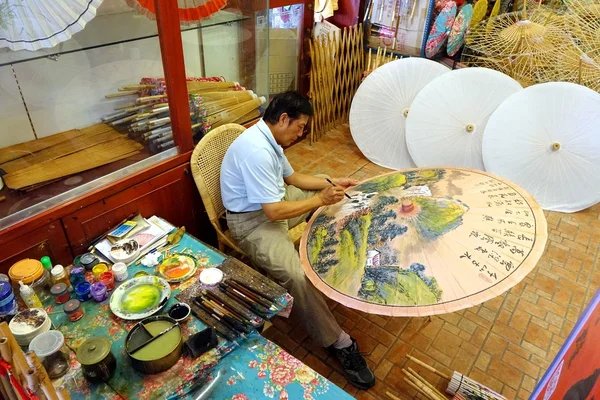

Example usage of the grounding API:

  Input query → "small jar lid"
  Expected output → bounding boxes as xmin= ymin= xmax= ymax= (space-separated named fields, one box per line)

xmin=50 ymin=283 xmax=68 ymax=297
xmin=63 ymin=299 xmax=81 ymax=314
xmin=29 ymin=330 xmax=64 ymax=357
xmin=76 ymin=337 xmax=112 ymax=366
xmin=71 ymin=266 xmax=85 ymax=275
xmin=98 ymin=271 xmax=114 ymax=280
xmin=80 ymin=253 xmax=98 ymax=268
xmin=51 ymin=265 xmax=65 ymax=277
xmin=40 ymin=256 xmax=52 ymax=270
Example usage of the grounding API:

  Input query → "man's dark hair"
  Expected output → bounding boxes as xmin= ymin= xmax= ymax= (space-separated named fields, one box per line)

xmin=263 ymin=91 xmax=313 ymax=124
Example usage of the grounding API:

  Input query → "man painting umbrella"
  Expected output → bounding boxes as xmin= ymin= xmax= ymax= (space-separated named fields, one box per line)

xmin=221 ymin=91 xmax=375 ymax=389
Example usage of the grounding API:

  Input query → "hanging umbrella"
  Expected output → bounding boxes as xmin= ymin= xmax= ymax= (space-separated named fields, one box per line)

xmin=483 ymin=82 xmax=600 ymax=213
xmin=405 ymin=67 xmax=522 ymax=170
xmin=125 ymin=0 xmax=226 ymax=23
xmin=349 ymin=58 xmax=450 ymax=170
xmin=0 ymin=0 xmax=104 ymax=51
xmin=447 ymin=4 xmax=473 ymax=57
xmin=299 ymin=167 xmax=547 ymax=317
xmin=425 ymin=1 xmax=457 ymax=58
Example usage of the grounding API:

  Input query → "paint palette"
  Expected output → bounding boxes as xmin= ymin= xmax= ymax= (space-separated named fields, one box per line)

xmin=109 ymin=276 xmax=171 ymax=320
xmin=156 ymin=254 xmax=197 ymax=283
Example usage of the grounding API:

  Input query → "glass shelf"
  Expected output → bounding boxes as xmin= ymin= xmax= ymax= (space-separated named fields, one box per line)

xmin=0 ymin=9 xmax=249 ymax=68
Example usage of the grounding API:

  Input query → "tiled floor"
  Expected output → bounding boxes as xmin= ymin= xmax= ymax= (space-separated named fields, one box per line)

xmin=260 ymin=123 xmax=600 ymax=399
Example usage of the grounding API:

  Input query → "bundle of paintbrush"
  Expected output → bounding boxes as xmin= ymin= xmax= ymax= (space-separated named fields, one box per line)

xmin=190 ymin=278 xmax=284 ymax=343
xmin=102 ymin=77 xmax=264 ymax=153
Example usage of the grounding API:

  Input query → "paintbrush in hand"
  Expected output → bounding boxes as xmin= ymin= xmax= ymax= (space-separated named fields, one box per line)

xmin=326 ymin=178 xmax=352 ymax=199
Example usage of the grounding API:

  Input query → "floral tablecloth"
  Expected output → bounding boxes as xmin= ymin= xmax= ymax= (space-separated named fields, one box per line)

xmin=45 ymin=233 xmax=351 ymax=399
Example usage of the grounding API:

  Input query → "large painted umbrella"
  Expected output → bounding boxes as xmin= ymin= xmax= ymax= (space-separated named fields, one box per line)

xmin=125 ymin=0 xmax=226 ymax=23
xmin=300 ymin=167 xmax=547 ymax=317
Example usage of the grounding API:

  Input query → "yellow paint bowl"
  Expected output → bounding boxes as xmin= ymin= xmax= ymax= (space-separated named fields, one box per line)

xmin=92 ymin=264 xmax=109 ymax=279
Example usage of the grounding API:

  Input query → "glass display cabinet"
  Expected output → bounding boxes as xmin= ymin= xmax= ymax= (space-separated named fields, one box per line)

xmin=0 ymin=0 xmax=287 ymax=271
xmin=0 ymin=0 xmax=270 ymax=230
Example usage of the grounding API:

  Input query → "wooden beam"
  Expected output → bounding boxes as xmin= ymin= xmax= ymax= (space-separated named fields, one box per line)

xmin=154 ymin=0 xmax=194 ymax=153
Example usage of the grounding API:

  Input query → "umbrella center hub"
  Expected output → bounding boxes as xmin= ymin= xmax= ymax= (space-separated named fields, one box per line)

xmin=403 ymin=108 xmax=409 ymax=118
xmin=401 ymin=199 xmax=415 ymax=212
xmin=551 ymin=142 xmax=561 ymax=151
xmin=466 ymin=124 xmax=476 ymax=133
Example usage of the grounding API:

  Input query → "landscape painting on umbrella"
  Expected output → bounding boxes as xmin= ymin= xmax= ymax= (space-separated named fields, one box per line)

xmin=299 ymin=168 xmax=547 ymax=317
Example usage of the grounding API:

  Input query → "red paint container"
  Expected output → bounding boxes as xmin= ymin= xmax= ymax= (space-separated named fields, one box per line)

xmin=98 ymin=272 xmax=115 ymax=291
xmin=50 ymin=283 xmax=70 ymax=304
xmin=64 ymin=299 xmax=84 ymax=322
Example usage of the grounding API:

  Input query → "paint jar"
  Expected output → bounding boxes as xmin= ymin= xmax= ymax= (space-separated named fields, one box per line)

xmin=80 ymin=253 xmax=99 ymax=271
xmin=98 ymin=272 xmax=115 ymax=291
xmin=9 ymin=259 xmax=52 ymax=302
xmin=63 ymin=299 xmax=84 ymax=322
xmin=50 ymin=283 xmax=70 ymax=305
xmin=28 ymin=330 xmax=69 ymax=379
xmin=0 ymin=281 xmax=18 ymax=317
xmin=92 ymin=264 xmax=109 ymax=279
xmin=111 ymin=262 xmax=128 ymax=282
xmin=69 ymin=267 xmax=86 ymax=288
xmin=0 ymin=274 xmax=9 ymax=283
xmin=90 ymin=283 xmax=107 ymax=302
xmin=75 ymin=282 xmax=92 ymax=302
xmin=77 ymin=337 xmax=116 ymax=383
xmin=50 ymin=265 xmax=71 ymax=290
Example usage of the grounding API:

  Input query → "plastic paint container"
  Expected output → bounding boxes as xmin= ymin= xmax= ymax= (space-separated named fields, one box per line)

xmin=90 ymin=282 xmax=108 ymax=302
xmin=75 ymin=282 xmax=92 ymax=302
xmin=111 ymin=262 xmax=128 ymax=282
xmin=50 ymin=283 xmax=70 ymax=304
xmin=98 ymin=272 xmax=115 ymax=291
xmin=92 ymin=264 xmax=109 ymax=279
xmin=64 ymin=300 xmax=84 ymax=322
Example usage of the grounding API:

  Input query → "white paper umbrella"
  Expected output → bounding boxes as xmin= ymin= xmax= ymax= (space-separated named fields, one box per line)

xmin=483 ymin=82 xmax=600 ymax=213
xmin=405 ymin=67 xmax=522 ymax=170
xmin=349 ymin=58 xmax=450 ymax=170
xmin=0 ymin=0 xmax=104 ymax=51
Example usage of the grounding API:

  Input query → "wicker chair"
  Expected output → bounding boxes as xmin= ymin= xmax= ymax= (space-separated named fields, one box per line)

xmin=191 ymin=123 xmax=247 ymax=254
xmin=190 ymin=123 xmax=307 ymax=255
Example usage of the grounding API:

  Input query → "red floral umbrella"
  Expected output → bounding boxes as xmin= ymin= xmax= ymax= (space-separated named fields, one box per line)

xmin=126 ymin=0 xmax=226 ymax=22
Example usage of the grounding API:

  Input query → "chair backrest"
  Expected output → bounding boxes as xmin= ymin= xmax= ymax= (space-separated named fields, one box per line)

xmin=190 ymin=123 xmax=246 ymax=225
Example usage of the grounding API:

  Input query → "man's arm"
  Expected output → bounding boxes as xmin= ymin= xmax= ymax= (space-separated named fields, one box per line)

xmin=262 ymin=185 xmax=345 ymax=222
xmin=284 ymin=172 xmax=360 ymax=191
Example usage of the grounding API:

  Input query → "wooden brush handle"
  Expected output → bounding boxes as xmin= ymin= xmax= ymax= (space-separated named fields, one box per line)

xmin=386 ymin=391 xmax=404 ymax=400
xmin=407 ymin=367 xmax=447 ymax=399
xmin=24 ymin=368 xmax=39 ymax=393
xmin=406 ymin=354 xmax=451 ymax=380
xmin=403 ymin=377 xmax=436 ymax=400
xmin=0 ymin=323 xmax=28 ymax=385
xmin=57 ymin=386 xmax=71 ymax=400
xmin=403 ymin=369 xmax=445 ymax=400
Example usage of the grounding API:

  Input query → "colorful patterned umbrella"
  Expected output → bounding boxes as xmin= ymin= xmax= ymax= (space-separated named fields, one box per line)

xmin=447 ymin=4 xmax=473 ymax=56
xmin=0 ymin=0 xmax=104 ymax=51
xmin=126 ymin=0 xmax=226 ymax=23
xmin=425 ymin=1 xmax=457 ymax=58
xmin=300 ymin=168 xmax=547 ymax=317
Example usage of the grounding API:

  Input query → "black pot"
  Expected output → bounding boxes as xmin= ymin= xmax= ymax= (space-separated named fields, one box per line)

xmin=125 ymin=315 xmax=182 ymax=374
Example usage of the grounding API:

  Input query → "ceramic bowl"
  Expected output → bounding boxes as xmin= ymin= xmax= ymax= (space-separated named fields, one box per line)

xmin=9 ymin=308 xmax=51 ymax=346
xmin=167 ymin=303 xmax=191 ymax=323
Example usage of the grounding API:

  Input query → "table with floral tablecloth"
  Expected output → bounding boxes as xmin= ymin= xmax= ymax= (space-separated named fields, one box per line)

xmin=45 ymin=232 xmax=351 ymax=400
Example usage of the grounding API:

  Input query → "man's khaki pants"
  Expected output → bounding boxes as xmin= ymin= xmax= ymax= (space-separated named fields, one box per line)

xmin=226 ymin=183 xmax=342 ymax=347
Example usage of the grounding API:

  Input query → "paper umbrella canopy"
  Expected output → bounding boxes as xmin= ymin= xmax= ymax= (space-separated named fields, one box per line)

xmin=349 ymin=58 xmax=450 ymax=170
xmin=125 ymin=0 xmax=226 ymax=22
xmin=300 ymin=167 xmax=547 ymax=317
xmin=483 ymin=82 xmax=600 ymax=213
xmin=0 ymin=0 xmax=104 ymax=51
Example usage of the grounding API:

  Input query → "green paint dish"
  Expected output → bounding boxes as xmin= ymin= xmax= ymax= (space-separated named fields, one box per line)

xmin=131 ymin=320 xmax=181 ymax=361
xmin=120 ymin=284 xmax=161 ymax=314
